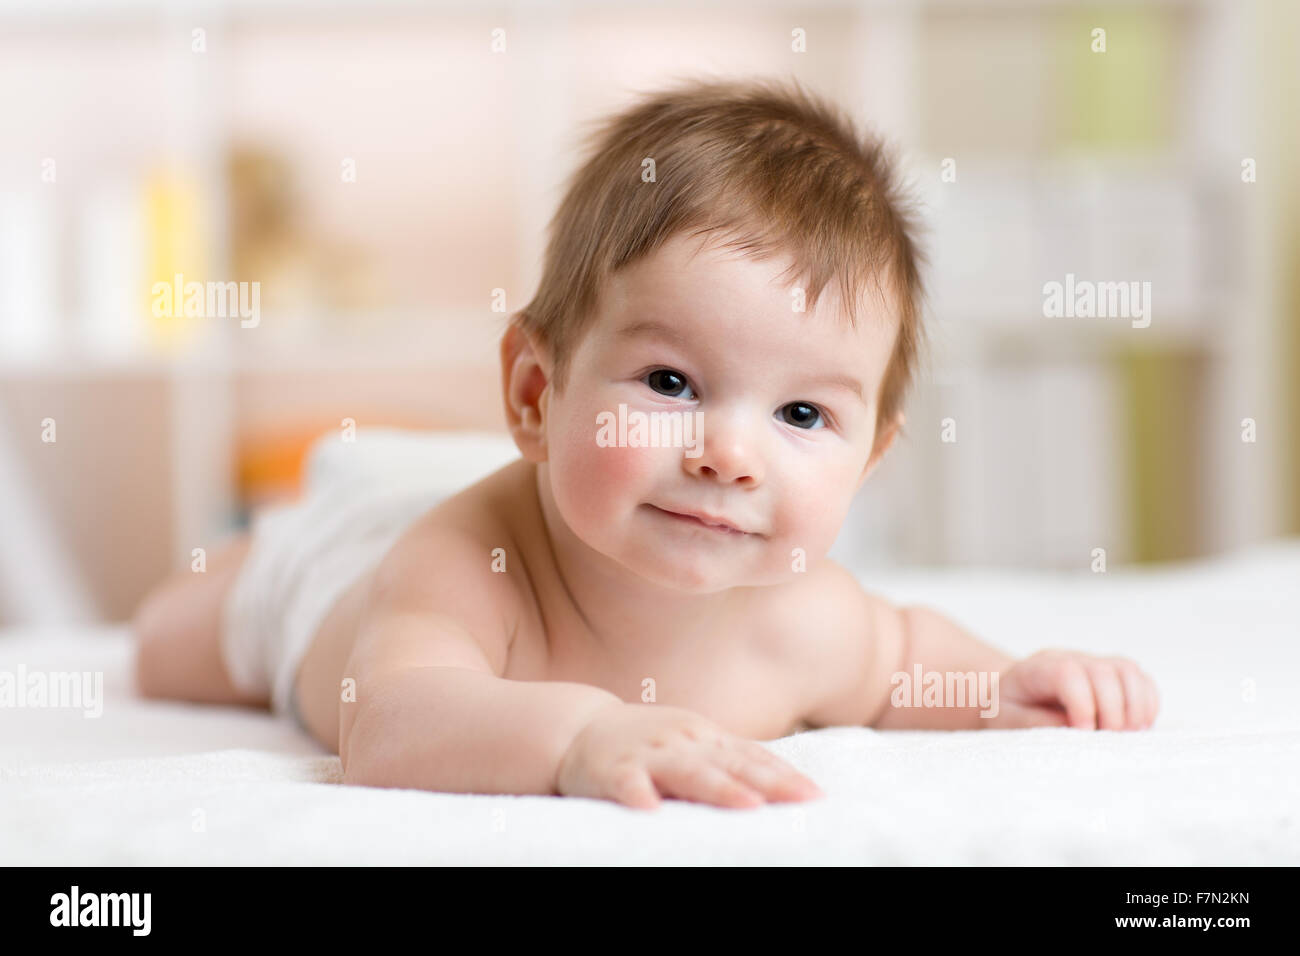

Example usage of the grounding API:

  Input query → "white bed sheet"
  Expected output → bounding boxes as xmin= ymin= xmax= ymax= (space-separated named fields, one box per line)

xmin=2 ymin=540 xmax=1298 ymax=865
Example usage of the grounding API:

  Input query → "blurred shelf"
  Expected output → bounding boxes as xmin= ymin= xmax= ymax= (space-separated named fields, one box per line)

xmin=0 ymin=352 xmax=228 ymax=378
xmin=930 ymin=313 xmax=1231 ymax=352
xmin=230 ymin=311 xmax=505 ymax=371
xmin=0 ymin=311 xmax=505 ymax=377
xmin=0 ymin=0 xmax=1232 ymax=20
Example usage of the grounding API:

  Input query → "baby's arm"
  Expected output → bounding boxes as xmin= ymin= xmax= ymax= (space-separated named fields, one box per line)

xmin=868 ymin=603 xmax=1013 ymax=731
xmin=341 ymin=624 xmax=623 ymax=795
xmin=337 ymin=531 xmax=622 ymax=795
xmin=869 ymin=599 xmax=1159 ymax=731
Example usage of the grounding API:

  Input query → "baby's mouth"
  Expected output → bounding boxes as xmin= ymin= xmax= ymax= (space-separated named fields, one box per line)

xmin=645 ymin=504 xmax=754 ymax=537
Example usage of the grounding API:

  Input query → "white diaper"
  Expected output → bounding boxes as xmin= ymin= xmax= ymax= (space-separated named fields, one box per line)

xmin=219 ymin=428 xmax=521 ymax=722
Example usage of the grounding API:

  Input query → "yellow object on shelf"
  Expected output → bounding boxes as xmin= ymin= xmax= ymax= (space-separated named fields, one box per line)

xmin=1119 ymin=346 xmax=1205 ymax=563
xmin=1055 ymin=4 xmax=1180 ymax=153
xmin=144 ymin=165 xmax=207 ymax=353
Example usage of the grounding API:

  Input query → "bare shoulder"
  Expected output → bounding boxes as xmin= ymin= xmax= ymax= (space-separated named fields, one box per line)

xmin=755 ymin=558 xmax=906 ymax=729
xmin=352 ymin=466 xmax=529 ymax=681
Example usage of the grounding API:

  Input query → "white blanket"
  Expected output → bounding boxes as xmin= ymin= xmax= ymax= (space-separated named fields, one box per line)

xmin=3 ymin=540 xmax=1298 ymax=865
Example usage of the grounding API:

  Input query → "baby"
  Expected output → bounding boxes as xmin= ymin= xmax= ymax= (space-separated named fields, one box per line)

xmin=133 ymin=78 xmax=1158 ymax=811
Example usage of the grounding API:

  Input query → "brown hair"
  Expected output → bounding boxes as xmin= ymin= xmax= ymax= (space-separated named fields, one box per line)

xmin=514 ymin=76 xmax=927 ymax=452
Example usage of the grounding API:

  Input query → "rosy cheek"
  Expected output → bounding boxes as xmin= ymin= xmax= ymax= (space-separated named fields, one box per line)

xmin=574 ymin=443 xmax=652 ymax=503
xmin=771 ymin=464 xmax=852 ymax=546
xmin=552 ymin=411 xmax=654 ymax=518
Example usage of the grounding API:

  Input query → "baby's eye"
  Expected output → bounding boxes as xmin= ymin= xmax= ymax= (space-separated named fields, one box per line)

xmin=779 ymin=402 xmax=825 ymax=430
xmin=644 ymin=368 xmax=695 ymax=400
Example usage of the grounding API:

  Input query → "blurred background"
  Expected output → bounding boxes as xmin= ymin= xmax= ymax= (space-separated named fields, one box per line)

xmin=0 ymin=0 xmax=1296 ymax=626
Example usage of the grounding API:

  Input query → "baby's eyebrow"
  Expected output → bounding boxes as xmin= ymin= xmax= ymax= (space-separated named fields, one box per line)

xmin=802 ymin=372 xmax=866 ymax=404
xmin=614 ymin=319 xmax=692 ymax=349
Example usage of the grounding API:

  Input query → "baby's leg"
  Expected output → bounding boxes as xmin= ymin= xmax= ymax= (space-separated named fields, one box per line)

xmin=132 ymin=532 xmax=268 ymax=709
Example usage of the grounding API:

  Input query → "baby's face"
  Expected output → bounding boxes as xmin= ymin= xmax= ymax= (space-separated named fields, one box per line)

xmin=543 ymin=231 xmax=899 ymax=592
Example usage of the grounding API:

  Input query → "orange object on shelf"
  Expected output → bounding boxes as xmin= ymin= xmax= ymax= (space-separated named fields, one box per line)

xmin=234 ymin=417 xmax=431 ymax=512
xmin=235 ymin=428 xmax=321 ymax=511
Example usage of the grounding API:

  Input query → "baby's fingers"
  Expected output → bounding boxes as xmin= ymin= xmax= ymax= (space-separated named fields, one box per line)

xmin=650 ymin=754 xmax=766 ymax=810
xmin=1017 ymin=654 xmax=1097 ymax=729
xmin=1087 ymin=661 xmax=1127 ymax=730
xmin=731 ymin=742 xmax=824 ymax=803
xmin=987 ymin=702 xmax=1070 ymax=729
xmin=606 ymin=761 xmax=662 ymax=811
xmin=1111 ymin=658 xmax=1157 ymax=729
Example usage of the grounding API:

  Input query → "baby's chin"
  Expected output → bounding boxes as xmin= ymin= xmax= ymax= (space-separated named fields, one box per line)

xmin=587 ymin=533 xmax=779 ymax=594
xmin=556 ymin=499 xmax=798 ymax=592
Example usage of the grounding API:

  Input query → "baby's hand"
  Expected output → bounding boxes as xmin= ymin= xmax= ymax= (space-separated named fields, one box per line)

xmin=992 ymin=649 xmax=1159 ymax=730
xmin=555 ymin=702 xmax=824 ymax=811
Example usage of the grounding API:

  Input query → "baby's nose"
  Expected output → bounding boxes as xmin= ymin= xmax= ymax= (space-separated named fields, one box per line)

xmin=685 ymin=414 xmax=763 ymax=486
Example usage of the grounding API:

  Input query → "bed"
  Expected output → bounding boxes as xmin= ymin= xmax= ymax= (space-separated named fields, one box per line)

xmin=4 ymin=535 xmax=1297 ymax=865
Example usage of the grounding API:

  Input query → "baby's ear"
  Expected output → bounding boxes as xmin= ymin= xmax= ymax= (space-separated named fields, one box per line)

xmin=500 ymin=317 xmax=551 ymax=463
xmin=859 ymin=411 xmax=904 ymax=486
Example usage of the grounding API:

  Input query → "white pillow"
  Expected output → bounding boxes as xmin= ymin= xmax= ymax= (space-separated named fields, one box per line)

xmin=303 ymin=427 xmax=522 ymax=499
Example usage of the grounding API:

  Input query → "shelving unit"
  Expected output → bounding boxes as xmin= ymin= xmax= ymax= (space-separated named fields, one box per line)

xmin=0 ymin=0 xmax=1291 ymax=624
xmin=839 ymin=0 xmax=1283 ymax=570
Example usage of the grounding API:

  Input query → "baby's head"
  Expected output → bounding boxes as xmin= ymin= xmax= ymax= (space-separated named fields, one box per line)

xmin=502 ymin=77 xmax=926 ymax=592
